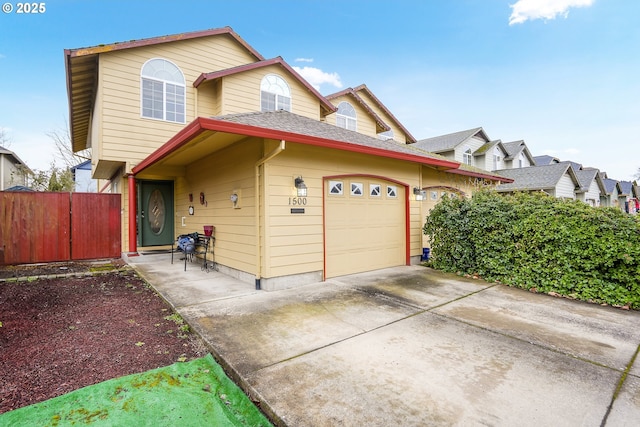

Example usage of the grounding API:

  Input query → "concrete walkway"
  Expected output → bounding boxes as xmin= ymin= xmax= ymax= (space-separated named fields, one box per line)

xmin=125 ymin=253 xmax=640 ymax=426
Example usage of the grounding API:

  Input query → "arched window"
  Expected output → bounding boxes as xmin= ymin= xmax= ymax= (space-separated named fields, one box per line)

xmin=141 ymin=58 xmax=185 ymax=123
xmin=463 ymin=148 xmax=473 ymax=165
xmin=260 ymin=74 xmax=291 ymax=112
xmin=336 ymin=102 xmax=357 ymax=131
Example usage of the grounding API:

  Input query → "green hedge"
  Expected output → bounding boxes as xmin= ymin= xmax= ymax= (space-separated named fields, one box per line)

xmin=423 ymin=191 xmax=640 ymax=309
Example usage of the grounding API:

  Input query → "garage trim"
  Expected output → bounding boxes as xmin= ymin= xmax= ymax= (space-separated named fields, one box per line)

xmin=322 ymin=174 xmax=410 ymax=279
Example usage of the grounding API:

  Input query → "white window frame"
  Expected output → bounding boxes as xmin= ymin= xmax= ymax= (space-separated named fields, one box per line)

xmin=260 ymin=74 xmax=291 ymax=112
xmin=387 ymin=185 xmax=398 ymax=198
xmin=493 ymin=147 xmax=502 ymax=170
xmin=140 ymin=58 xmax=186 ymax=124
xmin=329 ymin=180 xmax=343 ymax=195
xmin=463 ymin=148 xmax=473 ymax=166
xmin=370 ymin=184 xmax=381 ymax=197
xmin=350 ymin=182 xmax=363 ymax=196
xmin=336 ymin=102 xmax=357 ymax=131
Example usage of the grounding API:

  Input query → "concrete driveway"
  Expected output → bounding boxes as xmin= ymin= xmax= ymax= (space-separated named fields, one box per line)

xmin=127 ymin=254 xmax=640 ymax=426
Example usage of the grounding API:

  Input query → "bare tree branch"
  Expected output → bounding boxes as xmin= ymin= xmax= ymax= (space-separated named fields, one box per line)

xmin=0 ymin=127 xmax=12 ymax=148
xmin=47 ymin=119 xmax=90 ymax=169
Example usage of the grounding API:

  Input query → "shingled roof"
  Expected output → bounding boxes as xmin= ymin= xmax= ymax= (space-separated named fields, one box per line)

xmin=494 ymin=162 xmax=578 ymax=193
xmin=412 ymin=127 xmax=489 ymax=153
xmin=214 ymin=110 xmax=449 ymax=162
xmin=574 ymin=167 xmax=603 ymax=193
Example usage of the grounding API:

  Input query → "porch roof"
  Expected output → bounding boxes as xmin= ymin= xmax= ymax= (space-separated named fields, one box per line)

xmin=132 ymin=111 xmax=510 ymax=183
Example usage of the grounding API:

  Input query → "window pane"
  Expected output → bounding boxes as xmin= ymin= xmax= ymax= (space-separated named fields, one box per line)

xmin=277 ymin=95 xmax=291 ymax=111
xmin=142 ymin=78 xmax=164 ymax=119
xmin=261 ymin=91 xmax=276 ymax=112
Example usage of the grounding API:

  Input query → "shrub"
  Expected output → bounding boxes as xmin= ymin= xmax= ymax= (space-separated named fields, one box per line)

xmin=423 ymin=190 xmax=640 ymax=309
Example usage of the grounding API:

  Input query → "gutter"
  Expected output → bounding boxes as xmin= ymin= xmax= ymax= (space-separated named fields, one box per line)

xmin=254 ymin=140 xmax=286 ymax=290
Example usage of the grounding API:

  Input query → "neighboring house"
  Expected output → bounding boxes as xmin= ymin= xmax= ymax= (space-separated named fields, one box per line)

xmin=411 ymin=127 xmax=491 ymax=167
xmin=0 ymin=145 xmax=32 ymax=191
xmin=412 ymin=128 xmax=536 ymax=173
xmin=70 ymin=159 xmax=97 ymax=192
xmin=574 ymin=167 xmax=605 ymax=207
xmin=533 ymin=155 xmax=560 ymax=166
xmin=470 ymin=139 xmax=507 ymax=172
xmin=599 ymin=174 xmax=621 ymax=208
xmin=501 ymin=140 xmax=536 ymax=170
xmin=495 ymin=162 xmax=580 ymax=199
xmin=618 ymin=181 xmax=639 ymax=214
xmin=64 ymin=27 xmax=505 ymax=290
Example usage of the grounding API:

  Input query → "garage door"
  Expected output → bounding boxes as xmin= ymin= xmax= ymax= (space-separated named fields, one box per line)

xmin=324 ymin=177 xmax=406 ymax=278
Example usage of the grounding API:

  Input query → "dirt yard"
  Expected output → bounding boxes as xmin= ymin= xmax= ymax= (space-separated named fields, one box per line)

xmin=0 ymin=260 xmax=208 ymax=414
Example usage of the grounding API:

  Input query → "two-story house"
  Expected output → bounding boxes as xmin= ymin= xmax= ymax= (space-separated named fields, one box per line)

xmin=0 ymin=145 xmax=32 ymax=191
xmin=65 ymin=27 xmax=506 ymax=290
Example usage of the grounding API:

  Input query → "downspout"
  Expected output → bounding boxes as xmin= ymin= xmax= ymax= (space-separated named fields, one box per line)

xmin=254 ymin=140 xmax=286 ymax=290
xmin=128 ymin=174 xmax=137 ymax=255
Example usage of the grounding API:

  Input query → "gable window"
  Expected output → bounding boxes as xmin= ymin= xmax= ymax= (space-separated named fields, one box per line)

xmin=378 ymin=130 xmax=394 ymax=141
xmin=141 ymin=58 xmax=185 ymax=123
xmin=463 ymin=148 xmax=473 ymax=165
xmin=493 ymin=147 xmax=502 ymax=170
xmin=519 ymin=153 xmax=525 ymax=168
xmin=336 ymin=102 xmax=357 ymax=131
xmin=261 ymin=74 xmax=291 ymax=112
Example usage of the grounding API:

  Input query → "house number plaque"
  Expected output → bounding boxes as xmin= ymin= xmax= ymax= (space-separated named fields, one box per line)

xmin=289 ymin=197 xmax=306 ymax=214
xmin=288 ymin=197 xmax=307 ymax=206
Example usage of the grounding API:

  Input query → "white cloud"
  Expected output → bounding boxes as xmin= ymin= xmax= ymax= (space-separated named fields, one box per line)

xmin=295 ymin=58 xmax=314 ymax=63
xmin=292 ymin=66 xmax=343 ymax=91
xmin=509 ymin=0 xmax=595 ymax=25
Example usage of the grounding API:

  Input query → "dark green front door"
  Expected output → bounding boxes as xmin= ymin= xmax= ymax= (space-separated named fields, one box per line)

xmin=139 ymin=180 xmax=174 ymax=247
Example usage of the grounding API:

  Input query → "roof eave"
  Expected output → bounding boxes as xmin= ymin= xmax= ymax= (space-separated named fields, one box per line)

xmin=352 ymin=84 xmax=417 ymax=143
xmin=67 ymin=27 xmax=264 ymax=61
xmin=446 ymin=168 xmax=514 ymax=183
xmin=132 ymin=117 xmax=459 ymax=176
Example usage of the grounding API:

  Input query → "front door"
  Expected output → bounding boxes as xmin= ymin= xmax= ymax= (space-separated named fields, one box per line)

xmin=138 ymin=180 xmax=174 ymax=247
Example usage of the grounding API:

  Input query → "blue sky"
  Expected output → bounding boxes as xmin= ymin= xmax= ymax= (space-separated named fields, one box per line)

xmin=1 ymin=0 xmax=638 ymax=180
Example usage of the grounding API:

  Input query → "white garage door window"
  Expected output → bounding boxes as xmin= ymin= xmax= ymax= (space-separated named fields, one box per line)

xmin=324 ymin=177 xmax=406 ymax=278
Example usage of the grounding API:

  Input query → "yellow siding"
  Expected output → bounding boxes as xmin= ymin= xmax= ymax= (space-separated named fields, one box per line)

xmin=197 ymin=79 xmax=222 ymax=117
xmin=221 ymin=66 xmax=321 ymax=120
xmin=173 ymin=139 xmax=262 ymax=275
xmin=325 ymin=95 xmax=379 ymax=138
xmin=97 ymin=35 xmax=260 ymax=172
xmin=263 ymin=143 xmax=422 ymax=278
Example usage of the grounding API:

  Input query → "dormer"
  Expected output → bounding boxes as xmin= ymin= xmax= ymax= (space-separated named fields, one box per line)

xmin=325 ymin=84 xmax=416 ymax=143
xmin=193 ymin=57 xmax=335 ymax=120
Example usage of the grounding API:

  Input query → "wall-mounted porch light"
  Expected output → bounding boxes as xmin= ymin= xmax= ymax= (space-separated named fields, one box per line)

xmin=413 ymin=187 xmax=426 ymax=201
xmin=295 ymin=176 xmax=307 ymax=197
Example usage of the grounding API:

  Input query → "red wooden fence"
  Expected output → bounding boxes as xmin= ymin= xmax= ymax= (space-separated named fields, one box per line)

xmin=0 ymin=192 xmax=121 ymax=265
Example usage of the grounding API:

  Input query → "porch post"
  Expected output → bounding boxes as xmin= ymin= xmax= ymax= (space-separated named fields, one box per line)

xmin=128 ymin=174 xmax=137 ymax=254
